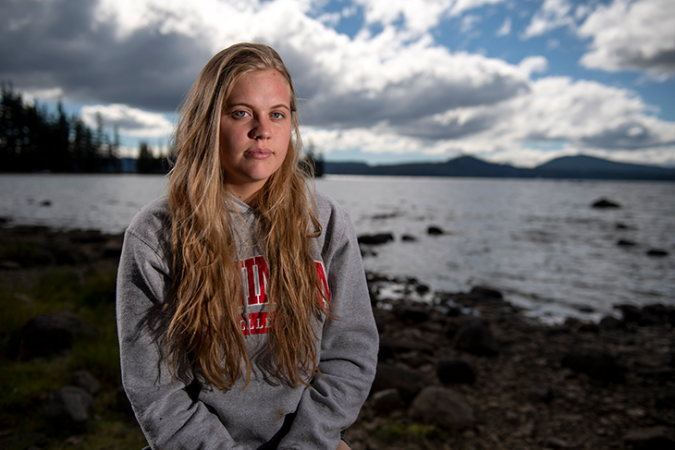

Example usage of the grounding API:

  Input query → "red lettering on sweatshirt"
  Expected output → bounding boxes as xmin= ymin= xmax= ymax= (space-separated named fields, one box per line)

xmin=315 ymin=261 xmax=331 ymax=307
xmin=238 ymin=256 xmax=330 ymax=335
xmin=240 ymin=256 xmax=268 ymax=306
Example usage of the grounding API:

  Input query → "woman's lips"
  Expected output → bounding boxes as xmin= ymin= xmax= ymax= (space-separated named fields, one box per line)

xmin=245 ymin=148 xmax=272 ymax=160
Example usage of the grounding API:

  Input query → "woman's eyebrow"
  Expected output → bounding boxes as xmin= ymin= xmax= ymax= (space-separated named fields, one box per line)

xmin=227 ymin=102 xmax=291 ymax=110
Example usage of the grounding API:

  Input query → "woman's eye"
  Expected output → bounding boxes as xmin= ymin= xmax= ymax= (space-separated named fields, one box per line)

xmin=271 ymin=112 xmax=283 ymax=119
xmin=233 ymin=110 xmax=247 ymax=118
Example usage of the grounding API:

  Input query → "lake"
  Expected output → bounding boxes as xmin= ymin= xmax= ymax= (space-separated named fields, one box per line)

xmin=1 ymin=173 xmax=673 ymax=323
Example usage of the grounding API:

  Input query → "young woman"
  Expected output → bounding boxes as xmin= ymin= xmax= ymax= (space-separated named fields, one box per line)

xmin=116 ymin=43 xmax=378 ymax=450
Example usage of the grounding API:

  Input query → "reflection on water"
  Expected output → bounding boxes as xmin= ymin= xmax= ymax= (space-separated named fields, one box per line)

xmin=316 ymin=176 xmax=675 ymax=323
xmin=1 ymin=173 xmax=673 ymax=322
xmin=0 ymin=174 xmax=168 ymax=234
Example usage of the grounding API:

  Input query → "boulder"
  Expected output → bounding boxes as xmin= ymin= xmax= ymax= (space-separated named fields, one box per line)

xmin=357 ymin=233 xmax=394 ymax=246
xmin=527 ymin=384 xmax=553 ymax=403
xmin=624 ymin=426 xmax=675 ymax=450
xmin=43 ymin=386 xmax=94 ymax=432
xmin=378 ymin=338 xmax=434 ymax=360
xmin=599 ymin=315 xmax=624 ymax=329
xmin=371 ymin=363 xmax=432 ymax=403
xmin=371 ymin=389 xmax=406 ymax=412
xmin=427 ymin=226 xmax=444 ymax=235
xmin=617 ymin=239 xmax=637 ymax=246
xmin=436 ymin=357 xmax=476 ymax=385
xmin=393 ymin=306 xmax=430 ymax=325
xmin=615 ymin=304 xmax=643 ymax=323
xmin=453 ymin=320 xmax=499 ymax=356
xmin=378 ymin=339 xmax=396 ymax=361
xmin=561 ymin=349 xmax=625 ymax=382
xmin=545 ymin=437 xmax=572 ymax=449
xmin=641 ymin=304 xmax=675 ymax=326
xmin=409 ymin=386 xmax=475 ymax=430
xmin=15 ymin=312 xmax=99 ymax=359
xmin=50 ymin=244 xmax=89 ymax=265
xmin=591 ymin=198 xmax=620 ymax=208
xmin=469 ymin=286 xmax=503 ymax=300
xmin=647 ymin=249 xmax=669 ymax=257
xmin=102 ymin=238 xmax=123 ymax=259
xmin=69 ymin=229 xmax=108 ymax=243
xmin=71 ymin=370 xmax=101 ymax=395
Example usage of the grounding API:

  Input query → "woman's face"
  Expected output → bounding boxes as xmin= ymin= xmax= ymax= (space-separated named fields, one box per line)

xmin=219 ymin=69 xmax=292 ymax=202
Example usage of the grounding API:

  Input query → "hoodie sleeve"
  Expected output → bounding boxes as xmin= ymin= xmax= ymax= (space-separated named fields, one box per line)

xmin=277 ymin=200 xmax=379 ymax=450
xmin=117 ymin=227 xmax=252 ymax=450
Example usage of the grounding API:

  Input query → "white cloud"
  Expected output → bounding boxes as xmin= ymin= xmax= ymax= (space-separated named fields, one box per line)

xmin=81 ymin=104 xmax=173 ymax=137
xmin=461 ymin=14 xmax=482 ymax=33
xmin=518 ymin=56 xmax=548 ymax=77
xmin=578 ymin=0 xmax=675 ymax=78
xmin=21 ymin=87 xmax=64 ymax=103
xmin=3 ymin=0 xmax=674 ymax=168
xmin=304 ymin=74 xmax=675 ymax=167
xmin=353 ymin=0 xmax=505 ymax=37
xmin=522 ymin=0 xmax=675 ymax=78
xmin=496 ymin=17 xmax=511 ymax=36
xmin=84 ymin=0 xmax=675 ymax=168
xmin=522 ymin=0 xmax=576 ymax=38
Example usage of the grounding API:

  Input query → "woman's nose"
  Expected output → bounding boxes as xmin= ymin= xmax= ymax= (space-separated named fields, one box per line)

xmin=250 ymin=117 xmax=271 ymax=140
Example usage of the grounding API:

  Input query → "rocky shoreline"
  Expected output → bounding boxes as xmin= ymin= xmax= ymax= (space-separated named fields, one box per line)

xmin=1 ymin=224 xmax=674 ymax=449
xmin=349 ymin=274 xmax=675 ymax=450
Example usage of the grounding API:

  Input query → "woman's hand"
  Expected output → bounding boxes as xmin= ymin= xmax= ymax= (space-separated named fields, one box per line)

xmin=336 ymin=439 xmax=350 ymax=450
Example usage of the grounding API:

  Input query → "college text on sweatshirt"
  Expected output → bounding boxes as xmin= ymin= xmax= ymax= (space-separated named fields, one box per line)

xmin=239 ymin=256 xmax=330 ymax=335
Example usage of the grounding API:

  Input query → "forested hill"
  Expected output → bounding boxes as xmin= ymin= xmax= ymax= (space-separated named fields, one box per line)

xmin=324 ymin=155 xmax=675 ymax=181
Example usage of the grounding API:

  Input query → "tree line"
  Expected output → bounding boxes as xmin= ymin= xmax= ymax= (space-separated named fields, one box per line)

xmin=1 ymin=82 xmax=323 ymax=176
xmin=0 ymin=83 xmax=167 ymax=173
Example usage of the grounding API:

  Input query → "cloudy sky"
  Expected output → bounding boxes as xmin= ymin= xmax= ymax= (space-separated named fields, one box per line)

xmin=1 ymin=0 xmax=674 ymax=167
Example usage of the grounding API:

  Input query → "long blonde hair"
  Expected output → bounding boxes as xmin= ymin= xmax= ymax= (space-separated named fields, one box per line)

xmin=166 ymin=43 xmax=326 ymax=390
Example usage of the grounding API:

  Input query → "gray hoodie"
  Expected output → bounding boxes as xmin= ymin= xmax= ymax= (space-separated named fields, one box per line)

xmin=116 ymin=191 xmax=378 ymax=450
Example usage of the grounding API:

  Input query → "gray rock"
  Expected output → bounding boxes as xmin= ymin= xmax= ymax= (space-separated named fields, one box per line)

xmin=436 ymin=357 xmax=476 ymax=385
xmin=393 ymin=306 xmax=430 ymax=325
xmin=44 ymin=386 xmax=94 ymax=432
xmin=561 ymin=348 xmax=625 ymax=382
xmin=409 ymin=386 xmax=475 ymax=430
xmin=0 ymin=260 xmax=22 ymax=270
xmin=71 ymin=370 xmax=101 ymax=395
xmin=599 ymin=315 xmax=624 ymax=329
xmin=371 ymin=388 xmax=405 ymax=412
xmin=371 ymin=363 xmax=432 ymax=403
xmin=15 ymin=312 xmax=99 ymax=359
xmin=527 ymin=384 xmax=553 ymax=403
xmin=427 ymin=226 xmax=444 ymax=235
xmin=647 ymin=249 xmax=669 ymax=257
xmin=545 ymin=437 xmax=572 ymax=449
xmin=102 ymin=238 xmax=123 ymax=259
xmin=357 ymin=233 xmax=394 ymax=246
xmin=469 ymin=286 xmax=503 ymax=300
xmin=453 ymin=320 xmax=499 ymax=356
xmin=617 ymin=239 xmax=637 ymax=246
xmin=591 ymin=198 xmax=620 ymax=208
xmin=624 ymin=426 xmax=675 ymax=450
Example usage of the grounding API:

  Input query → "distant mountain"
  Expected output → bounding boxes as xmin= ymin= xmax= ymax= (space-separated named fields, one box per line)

xmin=323 ymin=154 xmax=675 ymax=181
xmin=533 ymin=155 xmax=675 ymax=180
xmin=326 ymin=156 xmax=529 ymax=178
xmin=536 ymin=155 xmax=674 ymax=174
